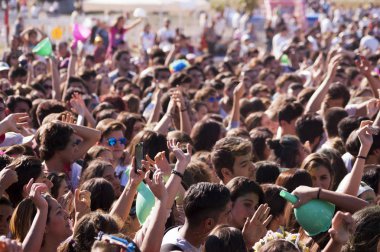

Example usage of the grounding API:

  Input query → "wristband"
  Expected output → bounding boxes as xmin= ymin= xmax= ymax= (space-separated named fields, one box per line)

xmin=171 ymin=170 xmax=184 ymax=179
xmin=357 ymin=155 xmax=367 ymax=160
xmin=317 ymin=188 xmax=322 ymax=199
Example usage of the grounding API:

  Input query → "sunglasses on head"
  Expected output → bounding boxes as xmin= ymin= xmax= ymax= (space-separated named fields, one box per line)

xmin=107 ymin=137 xmax=127 ymax=147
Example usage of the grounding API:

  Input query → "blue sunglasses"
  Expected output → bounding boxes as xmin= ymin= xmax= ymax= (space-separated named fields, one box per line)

xmin=107 ymin=137 xmax=127 ymax=147
xmin=208 ymin=96 xmax=221 ymax=103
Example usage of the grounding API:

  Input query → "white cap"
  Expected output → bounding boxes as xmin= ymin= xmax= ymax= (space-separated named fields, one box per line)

xmin=0 ymin=62 xmax=10 ymax=72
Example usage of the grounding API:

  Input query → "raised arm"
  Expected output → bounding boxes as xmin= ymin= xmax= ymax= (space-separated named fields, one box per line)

xmin=292 ymin=186 xmax=368 ymax=213
xmin=305 ymin=55 xmax=342 ymax=114
xmin=22 ymin=180 xmax=48 ymax=252
xmin=336 ymin=125 xmax=374 ymax=196
xmin=356 ymin=56 xmax=380 ymax=99
xmin=153 ymin=96 xmax=175 ymax=135
xmin=139 ymin=170 xmax=168 ymax=252
xmin=70 ymin=93 xmax=96 ymax=128
xmin=62 ymin=44 xmax=78 ymax=102
xmin=125 ymin=18 xmax=143 ymax=31
xmin=172 ymin=88 xmax=192 ymax=135
xmin=50 ymin=56 xmax=62 ymax=101
xmin=147 ymin=88 xmax=162 ymax=125
xmin=228 ymin=80 xmax=245 ymax=130
xmin=322 ymin=211 xmax=354 ymax=252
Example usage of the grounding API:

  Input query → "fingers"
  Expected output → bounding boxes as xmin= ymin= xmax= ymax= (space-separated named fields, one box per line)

xmin=262 ymin=215 xmax=273 ymax=227
xmin=24 ymin=178 xmax=34 ymax=195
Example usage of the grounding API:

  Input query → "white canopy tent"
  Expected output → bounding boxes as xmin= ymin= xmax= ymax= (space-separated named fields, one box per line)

xmin=82 ymin=0 xmax=211 ymax=13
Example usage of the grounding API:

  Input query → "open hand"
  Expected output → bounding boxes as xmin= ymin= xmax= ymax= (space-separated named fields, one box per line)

xmin=0 ymin=164 xmax=18 ymax=193
xmin=167 ymin=139 xmax=191 ymax=171
xmin=0 ymin=236 xmax=22 ymax=252
xmin=1 ymin=113 xmax=29 ymax=134
xmin=242 ymin=204 xmax=272 ymax=248
xmin=145 ymin=170 xmax=167 ymax=201
xmin=328 ymin=211 xmax=354 ymax=244
xmin=70 ymin=92 xmax=86 ymax=116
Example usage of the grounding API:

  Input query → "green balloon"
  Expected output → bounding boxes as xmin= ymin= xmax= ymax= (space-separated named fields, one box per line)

xmin=32 ymin=38 xmax=53 ymax=57
xmin=280 ymin=190 xmax=335 ymax=236
xmin=136 ymin=182 xmax=155 ymax=225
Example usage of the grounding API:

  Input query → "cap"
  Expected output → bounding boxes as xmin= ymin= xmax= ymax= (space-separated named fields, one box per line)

xmin=0 ymin=62 xmax=10 ymax=72
xmin=357 ymin=181 xmax=374 ymax=196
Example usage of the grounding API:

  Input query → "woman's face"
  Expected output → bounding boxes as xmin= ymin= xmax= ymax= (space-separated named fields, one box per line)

xmin=230 ymin=193 xmax=260 ymax=230
xmin=196 ymin=105 xmax=208 ymax=121
xmin=57 ymin=179 xmax=69 ymax=200
xmin=132 ymin=121 xmax=145 ymax=141
xmin=34 ymin=62 xmax=47 ymax=77
xmin=309 ymin=166 xmax=332 ymax=190
xmin=45 ymin=198 xmax=72 ymax=242
xmin=102 ymin=165 xmax=121 ymax=197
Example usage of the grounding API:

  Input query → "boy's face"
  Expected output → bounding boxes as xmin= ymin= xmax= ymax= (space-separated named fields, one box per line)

xmin=101 ymin=130 xmax=126 ymax=160
xmin=230 ymin=193 xmax=259 ymax=229
xmin=0 ymin=204 xmax=13 ymax=236
xmin=231 ymin=154 xmax=255 ymax=180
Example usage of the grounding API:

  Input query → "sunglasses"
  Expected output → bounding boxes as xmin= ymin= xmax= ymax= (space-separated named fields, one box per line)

xmin=107 ymin=137 xmax=127 ymax=147
xmin=208 ymin=96 xmax=221 ymax=103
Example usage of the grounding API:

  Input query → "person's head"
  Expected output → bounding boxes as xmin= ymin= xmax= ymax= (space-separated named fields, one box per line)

xmin=323 ymin=107 xmax=348 ymax=138
xmin=194 ymin=87 xmax=220 ymax=113
xmin=47 ymin=172 xmax=69 ymax=200
xmin=275 ymin=73 xmax=302 ymax=94
xmin=80 ymin=70 xmax=98 ymax=94
xmin=203 ymin=225 xmax=246 ymax=252
xmin=211 ymin=136 xmax=254 ymax=184
xmin=113 ymin=50 xmax=131 ymax=72
xmin=10 ymin=194 xmax=72 ymax=247
xmin=186 ymin=66 xmax=204 ymax=90
xmin=362 ymin=166 xmax=380 ymax=195
xmin=83 ymin=146 xmax=114 ymax=170
xmin=258 ymin=239 xmax=299 ymax=252
xmin=6 ymin=156 xmax=53 ymax=207
xmin=128 ymin=130 xmax=168 ymax=161
xmin=116 ymin=112 xmax=145 ymax=145
xmin=79 ymin=178 xmax=115 ymax=212
xmin=6 ymin=95 xmax=32 ymax=115
xmin=318 ymin=148 xmax=348 ymax=190
xmin=226 ymin=177 xmax=264 ymax=229
xmin=80 ymin=160 xmax=121 ymax=197
xmin=60 ymin=212 xmax=120 ymax=252
xmin=343 ymin=206 xmax=380 ymax=252
xmin=192 ymin=101 xmax=208 ymax=121
xmin=122 ymin=94 xmax=140 ymax=113
xmin=322 ymin=82 xmax=350 ymax=113
xmin=338 ymin=116 xmax=365 ymax=144
xmin=38 ymin=122 xmax=79 ymax=164
xmin=33 ymin=60 xmax=47 ymax=77
xmin=275 ymin=169 xmax=313 ymax=193
xmin=169 ymin=72 xmax=192 ymax=90
xmin=267 ymin=135 xmax=306 ymax=169
xmin=255 ymin=161 xmax=280 ymax=184
xmin=346 ymin=67 xmax=363 ymax=89
xmin=191 ymin=119 xmax=224 ymax=152
xmin=278 ymin=100 xmax=304 ymax=135
xmin=301 ymin=153 xmax=334 ymax=190
xmin=183 ymin=182 xmax=231 ymax=235
xmin=36 ymin=99 xmax=66 ymax=126
xmin=261 ymin=184 xmax=287 ymax=230
xmin=0 ymin=197 xmax=13 ymax=236
xmin=295 ymin=114 xmax=324 ymax=152
xmin=96 ymin=119 xmax=126 ymax=161
xmin=9 ymin=67 xmax=27 ymax=84
xmin=249 ymin=127 xmax=273 ymax=161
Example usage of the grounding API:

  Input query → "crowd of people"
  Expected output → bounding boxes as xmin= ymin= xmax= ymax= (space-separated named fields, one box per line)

xmin=0 ymin=1 xmax=380 ymax=251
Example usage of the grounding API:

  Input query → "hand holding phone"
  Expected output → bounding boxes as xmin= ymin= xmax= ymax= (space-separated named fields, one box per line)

xmin=134 ymin=142 xmax=144 ymax=173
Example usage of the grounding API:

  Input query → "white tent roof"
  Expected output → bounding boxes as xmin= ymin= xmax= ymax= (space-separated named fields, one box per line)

xmin=82 ymin=0 xmax=210 ymax=13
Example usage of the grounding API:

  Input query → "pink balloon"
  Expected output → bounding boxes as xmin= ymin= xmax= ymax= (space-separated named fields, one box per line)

xmin=73 ymin=23 xmax=91 ymax=42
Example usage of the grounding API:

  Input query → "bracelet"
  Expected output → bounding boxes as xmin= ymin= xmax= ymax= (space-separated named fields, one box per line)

xmin=171 ymin=170 xmax=184 ymax=179
xmin=357 ymin=155 xmax=367 ymax=160
xmin=317 ymin=188 xmax=322 ymax=199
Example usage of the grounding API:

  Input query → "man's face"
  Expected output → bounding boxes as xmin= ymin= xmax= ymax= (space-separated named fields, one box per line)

xmin=100 ymin=130 xmax=126 ymax=160
xmin=14 ymin=101 xmax=31 ymax=114
xmin=118 ymin=53 xmax=131 ymax=71
xmin=231 ymin=154 xmax=255 ymax=180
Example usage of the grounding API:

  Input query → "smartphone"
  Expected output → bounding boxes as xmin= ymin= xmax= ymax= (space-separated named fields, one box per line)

xmin=134 ymin=142 xmax=144 ymax=173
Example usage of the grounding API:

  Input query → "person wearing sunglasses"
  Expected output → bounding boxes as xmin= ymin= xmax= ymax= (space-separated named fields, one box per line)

xmin=96 ymin=119 xmax=129 ymax=187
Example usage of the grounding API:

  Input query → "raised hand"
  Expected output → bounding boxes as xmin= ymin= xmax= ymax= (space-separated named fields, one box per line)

xmin=233 ymin=81 xmax=245 ymax=99
xmin=60 ymin=112 xmax=76 ymax=124
xmin=355 ymin=55 xmax=372 ymax=77
xmin=58 ymin=190 xmax=73 ymax=213
xmin=129 ymin=157 xmax=148 ymax=188
xmin=167 ymin=139 xmax=191 ymax=170
xmin=242 ymin=204 xmax=272 ymax=248
xmin=327 ymin=54 xmax=343 ymax=77
xmin=70 ymin=92 xmax=86 ymax=116
xmin=26 ymin=179 xmax=49 ymax=210
xmin=366 ymin=98 xmax=380 ymax=119
xmin=357 ymin=125 xmax=374 ymax=154
xmin=1 ymin=113 xmax=29 ymax=134
xmin=0 ymin=164 xmax=18 ymax=194
xmin=144 ymin=170 xmax=168 ymax=201
xmin=328 ymin=211 xmax=354 ymax=244
xmin=146 ymin=151 xmax=171 ymax=175
xmin=171 ymin=88 xmax=186 ymax=110
xmin=0 ymin=236 xmax=22 ymax=252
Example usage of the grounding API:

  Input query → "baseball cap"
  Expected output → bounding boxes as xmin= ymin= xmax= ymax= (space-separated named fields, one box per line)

xmin=0 ymin=62 xmax=10 ymax=72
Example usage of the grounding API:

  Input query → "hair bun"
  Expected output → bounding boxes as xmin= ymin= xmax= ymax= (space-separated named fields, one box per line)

xmin=267 ymin=139 xmax=281 ymax=151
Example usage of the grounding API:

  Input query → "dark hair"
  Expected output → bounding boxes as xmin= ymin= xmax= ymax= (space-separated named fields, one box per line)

xmin=343 ymin=206 xmax=380 ymax=252
xmin=338 ymin=116 xmax=365 ymax=144
xmin=249 ymin=127 xmax=273 ymax=161
xmin=128 ymin=130 xmax=168 ymax=162
xmin=258 ymin=239 xmax=298 ymax=252
xmin=0 ymin=154 xmax=12 ymax=170
xmin=80 ymin=160 xmax=113 ymax=185
xmin=261 ymin=184 xmax=287 ymax=219
xmin=47 ymin=172 xmax=67 ymax=199
xmin=240 ymin=98 xmax=266 ymax=118
xmin=295 ymin=113 xmax=324 ymax=145
xmin=113 ymin=49 xmax=130 ymax=62
xmin=204 ymin=225 xmax=246 ymax=252
xmin=278 ymin=101 xmax=304 ymax=123
xmin=255 ymin=161 xmax=280 ymax=184
xmin=79 ymin=178 xmax=115 ymax=212
xmin=36 ymin=100 xmax=66 ymax=126
xmin=275 ymin=169 xmax=312 ymax=193
xmin=38 ymin=122 xmax=74 ymax=161
xmin=324 ymin=108 xmax=348 ymax=138
xmin=326 ymin=82 xmax=351 ymax=108
xmin=183 ymin=182 xmax=230 ymax=227
xmin=318 ymin=148 xmax=348 ymax=190
xmin=362 ymin=166 xmax=380 ymax=195
xmin=267 ymin=135 xmax=302 ymax=168
xmin=6 ymin=156 xmax=43 ymax=207
xmin=211 ymin=137 xmax=252 ymax=181
xmin=169 ymin=72 xmax=192 ymax=88
xmin=116 ymin=112 xmax=145 ymax=144
xmin=82 ymin=145 xmax=111 ymax=170
xmin=9 ymin=67 xmax=27 ymax=81
xmin=191 ymin=119 xmax=223 ymax=152
xmin=6 ymin=95 xmax=32 ymax=113
xmin=226 ymin=176 xmax=264 ymax=204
